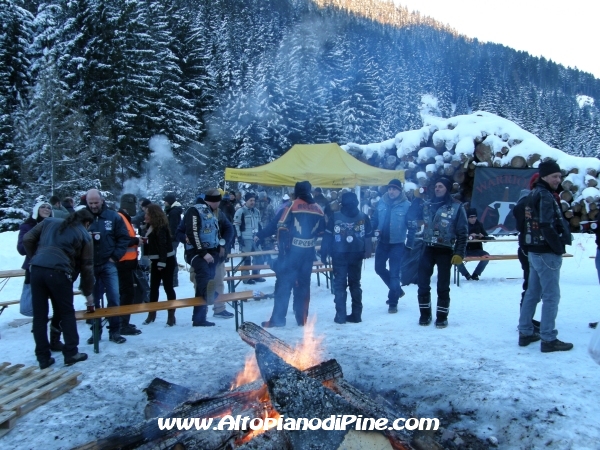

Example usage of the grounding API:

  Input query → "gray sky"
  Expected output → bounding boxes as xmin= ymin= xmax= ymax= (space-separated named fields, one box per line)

xmin=395 ymin=0 xmax=599 ymax=79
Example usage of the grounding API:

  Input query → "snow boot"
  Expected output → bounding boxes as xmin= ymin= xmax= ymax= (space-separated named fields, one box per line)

xmin=418 ymin=294 xmax=432 ymax=325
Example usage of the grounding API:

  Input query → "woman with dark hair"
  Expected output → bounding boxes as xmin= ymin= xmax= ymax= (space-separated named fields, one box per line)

xmin=23 ymin=209 xmax=96 ymax=369
xmin=17 ymin=200 xmax=67 ymax=350
xmin=142 ymin=204 xmax=177 ymax=326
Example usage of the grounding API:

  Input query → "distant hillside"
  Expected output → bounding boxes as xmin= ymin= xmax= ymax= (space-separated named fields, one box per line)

xmin=1 ymin=0 xmax=599 ymax=229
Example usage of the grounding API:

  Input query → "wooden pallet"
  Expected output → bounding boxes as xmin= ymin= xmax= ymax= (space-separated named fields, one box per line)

xmin=0 ymin=362 xmax=81 ymax=437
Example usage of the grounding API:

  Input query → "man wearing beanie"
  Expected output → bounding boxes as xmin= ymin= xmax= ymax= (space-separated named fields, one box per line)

xmin=518 ymin=160 xmax=573 ymax=352
xmin=372 ymin=179 xmax=411 ymax=314
xmin=262 ymin=181 xmax=325 ymax=328
xmin=407 ymin=176 xmax=468 ymax=328
xmin=233 ymin=192 xmax=265 ymax=283
xmin=321 ymin=191 xmax=373 ymax=324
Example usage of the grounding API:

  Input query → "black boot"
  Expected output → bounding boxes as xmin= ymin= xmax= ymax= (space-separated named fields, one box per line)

xmin=143 ymin=311 xmax=156 ymax=325
xmin=435 ymin=297 xmax=450 ymax=328
xmin=418 ymin=294 xmax=432 ymax=325
xmin=192 ymin=305 xmax=215 ymax=327
xmin=87 ymin=325 xmax=103 ymax=345
xmin=166 ymin=309 xmax=176 ymax=327
xmin=49 ymin=326 xmax=65 ymax=352
xmin=346 ymin=303 xmax=362 ymax=323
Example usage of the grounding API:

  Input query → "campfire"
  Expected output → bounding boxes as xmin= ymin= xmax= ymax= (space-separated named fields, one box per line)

xmin=77 ymin=320 xmax=416 ymax=450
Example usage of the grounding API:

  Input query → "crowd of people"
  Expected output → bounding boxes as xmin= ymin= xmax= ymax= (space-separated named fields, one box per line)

xmin=17 ymin=160 xmax=583 ymax=369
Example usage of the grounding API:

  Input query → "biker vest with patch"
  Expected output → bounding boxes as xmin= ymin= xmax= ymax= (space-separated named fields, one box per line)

xmin=194 ymin=203 xmax=219 ymax=249
xmin=332 ymin=211 xmax=367 ymax=253
xmin=422 ymin=201 xmax=461 ymax=249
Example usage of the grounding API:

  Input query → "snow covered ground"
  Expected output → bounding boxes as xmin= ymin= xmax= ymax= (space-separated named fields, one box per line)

xmin=0 ymin=230 xmax=599 ymax=449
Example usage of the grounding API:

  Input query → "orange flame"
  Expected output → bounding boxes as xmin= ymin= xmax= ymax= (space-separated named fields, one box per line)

xmin=230 ymin=353 xmax=261 ymax=390
xmin=288 ymin=315 xmax=323 ymax=370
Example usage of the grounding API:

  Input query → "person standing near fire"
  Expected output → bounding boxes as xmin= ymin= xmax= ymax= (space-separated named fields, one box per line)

xmin=371 ymin=178 xmax=411 ymax=314
xmin=518 ymin=160 xmax=573 ymax=352
xmin=407 ymin=176 xmax=468 ymax=328
xmin=234 ymin=193 xmax=265 ymax=284
xmin=320 ymin=191 xmax=373 ymax=324
xmin=262 ymin=181 xmax=325 ymax=328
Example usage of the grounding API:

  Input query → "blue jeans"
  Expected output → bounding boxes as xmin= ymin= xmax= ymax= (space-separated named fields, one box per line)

xmin=457 ymin=249 xmax=489 ymax=278
xmin=191 ymin=255 xmax=216 ymax=324
xmin=374 ymin=242 xmax=405 ymax=306
xmin=93 ymin=262 xmax=121 ymax=332
xmin=518 ymin=252 xmax=562 ymax=342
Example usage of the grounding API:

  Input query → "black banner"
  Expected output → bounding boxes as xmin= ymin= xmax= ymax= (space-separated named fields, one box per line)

xmin=470 ymin=167 xmax=537 ymax=235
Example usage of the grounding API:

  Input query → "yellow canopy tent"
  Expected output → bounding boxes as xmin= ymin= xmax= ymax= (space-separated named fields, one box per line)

xmin=224 ymin=143 xmax=404 ymax=188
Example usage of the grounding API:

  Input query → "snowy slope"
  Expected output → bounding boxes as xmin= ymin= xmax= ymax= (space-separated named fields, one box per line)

xmin=0 ymin=231 xmax=599 ymax=449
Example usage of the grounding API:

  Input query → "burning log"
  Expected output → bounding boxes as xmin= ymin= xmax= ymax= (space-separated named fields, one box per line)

xmin=254 ymin=343 xmax=413 ymax=450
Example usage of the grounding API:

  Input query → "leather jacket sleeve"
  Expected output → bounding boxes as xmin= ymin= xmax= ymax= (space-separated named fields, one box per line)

xmin=453 ymin=206 xmax=469 ymax=258
xmin=538 ymin=191 xmax=565 ymax=255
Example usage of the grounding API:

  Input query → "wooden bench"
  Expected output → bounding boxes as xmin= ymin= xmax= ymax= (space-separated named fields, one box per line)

xmin=74 ymin=291 xmax=256 ymax=352
xmin=0 ymin=290 xmax=82 ymax=317
xmin=454 ymin=253 xmax=573 ymax=286
xmin=224 ymin=262 xmax=333 ymax=293
xmin=0 ymin=300 xmax=20 ymax=316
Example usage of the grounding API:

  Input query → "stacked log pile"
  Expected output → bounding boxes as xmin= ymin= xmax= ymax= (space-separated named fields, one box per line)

xmin=344 ymin=111 xmax=600 ymax=230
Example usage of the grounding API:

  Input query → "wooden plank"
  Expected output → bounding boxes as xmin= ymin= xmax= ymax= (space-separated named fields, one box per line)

xmin=465 ymin=253 xmax=573 ymax=262
xmin=0 ymin=364 xmax=24 ymax=376
xmin=5 ymin=372 xmax=81 ymax=416
xmin=0 ymin=369 xmax=69 ymax=408
xmin=0 ymin=366 xmax=39 ymax=392
xmin=0 ymin=410 xmax=17 ymax=438
xmin=214 ymin=291 xmax=257 ymax=303
xmin=0 ymin=300 xmax=20 ymax=307
xmin=0 ymin=362 xmax=12 ymax=373
xmin=74 ymin=297 xmax=207 ymax=320
xmin=226 ymin=261 xmax=326 ymax=272
xmin=0 ymin=269 xmax=26 ymax=278
xmin=224 ymin=273 xmax=277 ymax=281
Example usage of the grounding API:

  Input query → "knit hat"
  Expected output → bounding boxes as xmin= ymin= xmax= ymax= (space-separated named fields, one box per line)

xmin=32 ymin=201 xmax=52 ymax=220
xmin=341 ymin=192 xmax=359 ymax=208
xmin=386 ymin=179 xmax=403 ymax=190
xmin=258 ymin=191 xmax=267 ymax=199
xmin=282 ymin=194 xmax=290 ymax=201
xmin=294 ymin=181 xmax=312 ymax=197
xmin=120 ymin=194 xmax=137 ymax=217
xmin=467 ymin=207 xmax=477 ymax=217
xmin=538 ymin=160 xmax=561 ymax=178
xmin=141 ymin=199 xmax=151 ymax=208
xmin=436 ymin=177 xmax=453 ymax=193
xmin=163 ymin=193 xmax=176 ymax=205
xmin=244 ymin=192 xmax=256 ymax=202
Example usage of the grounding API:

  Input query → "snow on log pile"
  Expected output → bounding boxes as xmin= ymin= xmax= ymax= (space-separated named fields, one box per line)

xmin=343 ymin=111 xmax=600 ymax=228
